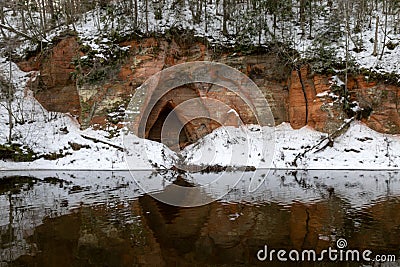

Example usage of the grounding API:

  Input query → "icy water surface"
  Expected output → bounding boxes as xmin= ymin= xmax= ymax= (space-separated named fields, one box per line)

xmin=1 ymin=170 xmax=400 ymax=266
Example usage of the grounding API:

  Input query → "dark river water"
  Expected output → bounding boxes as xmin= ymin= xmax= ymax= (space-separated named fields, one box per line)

xmin=0 ymin=170 xmax=400 ymax=266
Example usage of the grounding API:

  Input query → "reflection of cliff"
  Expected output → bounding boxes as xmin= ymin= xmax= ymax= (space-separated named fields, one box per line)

xmin=11 ymin=202 xmax=165 ymax=267
xmin=10 ymin=194 xmax=400 ymax=267
xmin=139 ymin=195 xmax=211 ymax=264
xmin=138 ymin=195 xmax=343 ymax=266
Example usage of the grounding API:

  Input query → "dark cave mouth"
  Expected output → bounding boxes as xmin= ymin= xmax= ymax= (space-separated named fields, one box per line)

xmin=146 ymin=104 xmax=222 ymax=151
xmin=147 ymin=104 xmax=191 ymax=151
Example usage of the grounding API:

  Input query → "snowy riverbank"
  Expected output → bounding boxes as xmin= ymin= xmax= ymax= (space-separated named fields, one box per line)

xmin=1 ymin=119 xmax=400 ymax=170
xmin=0 ymin=59 xmax=399 ymax=171
xmin=182 ymin=122 xmax=400 ymax=170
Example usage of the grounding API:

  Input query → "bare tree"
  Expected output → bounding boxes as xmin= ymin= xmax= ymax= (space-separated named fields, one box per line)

xmin=0 ymin=1 xmax=6 ymax=37
xmin=134 ymin=0 xmax=138 ymax=28
xmin=0 ymin=39 xmax=15 ymax=144
xmin=372 ymin=15 xmax=379 ymax=56
xmin=145 ymin=0 xmax=149 ymax=33
xmin=344 ymin=0 xmax=350 ymax=98
xmin=299 ymin=0 xmax=306 ymax=36
xmin=379 ymin=0 xmax=388 ymax=60
xmin=6 ymin=48 xmax=13 ymax=143
xmin=222 ymin=0 xmax=229 ymax=35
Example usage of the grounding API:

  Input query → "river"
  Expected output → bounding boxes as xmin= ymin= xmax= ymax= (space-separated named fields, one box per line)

xmin=1 ymin=170 xmax=399 ymax=266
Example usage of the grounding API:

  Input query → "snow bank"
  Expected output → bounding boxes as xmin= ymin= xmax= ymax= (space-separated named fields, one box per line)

xmin=182 ymin=122 xmax=400 ymax=170
xmin=180 ymin=125 xmax=274 ymax=168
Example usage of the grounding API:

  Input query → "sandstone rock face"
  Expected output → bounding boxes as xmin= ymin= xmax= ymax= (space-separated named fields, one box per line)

xmin=288 ymin=66 xmax=400 ymax=134
xmin=288 ymin=68 xmax=308 ymax=128
xmin=78 ymin=38 xmax=291 ymax=136
xmin=352 ymin=78 xmax=400 ymax=134
xmin=19 ymin=36 xmax=82 ymax=116
xmin=288 ymin=66 xmax=347 ymax=133
xmin=19 ymin=36 xmax=400 ymax=143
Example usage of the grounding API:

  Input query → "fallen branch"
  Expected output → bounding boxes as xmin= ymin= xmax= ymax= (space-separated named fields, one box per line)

xmin=292 ymin=116 xmax=355 ymax=167
xmin=314 ymin=117 xmax=355 ymax=153
xmin=80 ymin=134 xmax=124 ymax=151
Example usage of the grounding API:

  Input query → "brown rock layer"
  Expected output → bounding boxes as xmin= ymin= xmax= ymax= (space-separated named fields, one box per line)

xmin=288 ymin=66 xmax=400 ymax=134
xmin=18 ymin=36 xmax=400 ymax=139
xmin=20 ymin=36 xmax=82 ymax=116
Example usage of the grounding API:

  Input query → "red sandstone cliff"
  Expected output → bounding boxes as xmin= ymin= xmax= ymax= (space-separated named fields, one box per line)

xmin=17 ymin=36 xmax=400 ymax=137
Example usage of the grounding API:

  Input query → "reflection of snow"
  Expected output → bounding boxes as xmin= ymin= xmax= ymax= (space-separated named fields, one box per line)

xmin=218 ymin=170 xmax=400 ymax=208
xmin=0 ymin=171 xmax=146 ymax=262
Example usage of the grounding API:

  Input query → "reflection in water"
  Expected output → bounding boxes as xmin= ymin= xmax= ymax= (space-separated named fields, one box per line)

xmin=0 ymin=170 xmax=400 ymax=266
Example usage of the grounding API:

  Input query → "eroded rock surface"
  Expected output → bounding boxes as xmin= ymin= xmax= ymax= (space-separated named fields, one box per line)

xmin=18 ymin=36 xmax=400 ymax=148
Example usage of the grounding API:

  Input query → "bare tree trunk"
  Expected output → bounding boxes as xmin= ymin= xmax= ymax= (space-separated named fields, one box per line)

xmin=308 ymin=0 xmax=312 ymax=39
xmin=300 ymin=0 xmax=306 ymax=36
xmin=204 ymin=0 xmax=208 ymax=33
xmin=48 ymin=0 xmax=56 ymax=26
xmin=93 ymin=0 xmax=100 ymax=31
xmin=344 ymin=0 xmax=350 ymax=104
xmin=41 ymin=0 xmax=47 ymax=30
xmin=296 ymin=68 xmax=308 ymax=126
xmin=222 ymin=0 xmax=228 ymax=35
xmin=0 ymin=2 xmax=4 ymax=24
xmin=258 ymin=15 xmax=262 ymax=46
xmin=19 ymin=0 xmax=27 ymax=32
xmin=38 ymin=0 xmax=45 ymax=36
xmin=145 ymin=0 xmax=149 ymax=33
xmin=372 ymin=15 xmax=379 ymax=56
xmin=7 ymin=47 xmax=14 ymax=144
xmin=0 ymin=23 xmax=38 ymax=41
xmin=379 ymin=0 xmax=388 ymax=60
xmin=128 ymin=0 xmax=133 ymax=26
xmin=68 ymin=0 xmax=77 ymax=31
xmin=134 ymin=0 xmax=138 ymax=28
xmin=0 ymin=1 xmax=6 ymax=37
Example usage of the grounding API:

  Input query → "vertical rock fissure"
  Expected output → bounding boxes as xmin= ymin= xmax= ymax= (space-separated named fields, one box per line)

xmin=297 ymin=69 xmax=308 ymax=125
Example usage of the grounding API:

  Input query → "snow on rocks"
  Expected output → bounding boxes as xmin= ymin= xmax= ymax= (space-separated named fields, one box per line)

xmin=182 ymin=122 xmax=400 ymax=170
xmin=0 ymin=58 xmax=176 ymax=170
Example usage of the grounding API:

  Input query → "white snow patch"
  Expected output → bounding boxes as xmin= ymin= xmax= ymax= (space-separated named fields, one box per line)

xmin=182 ymin=122 xmax=400 ymax=170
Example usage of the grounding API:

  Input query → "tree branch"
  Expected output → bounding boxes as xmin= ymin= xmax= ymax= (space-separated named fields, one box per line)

xmin=0 ymin=23 xmax=38 ymax=41
xmin=292 ymin=116 xmax=356 ymax=167
xmin=80 ymin=134 xmax=124 ymax=151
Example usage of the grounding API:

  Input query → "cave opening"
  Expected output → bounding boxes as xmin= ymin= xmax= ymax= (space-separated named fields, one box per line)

xmin=147 ymin=102 xmax=190 ymax=151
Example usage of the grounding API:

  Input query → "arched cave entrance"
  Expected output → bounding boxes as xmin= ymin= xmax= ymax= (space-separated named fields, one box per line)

xmin=145 ymin=99 xmax=225 ymax=151
xmin=132 ymin=82 xmax=268 ymax=152
xmin=146 ymin=101 xmax=191 ymax=151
